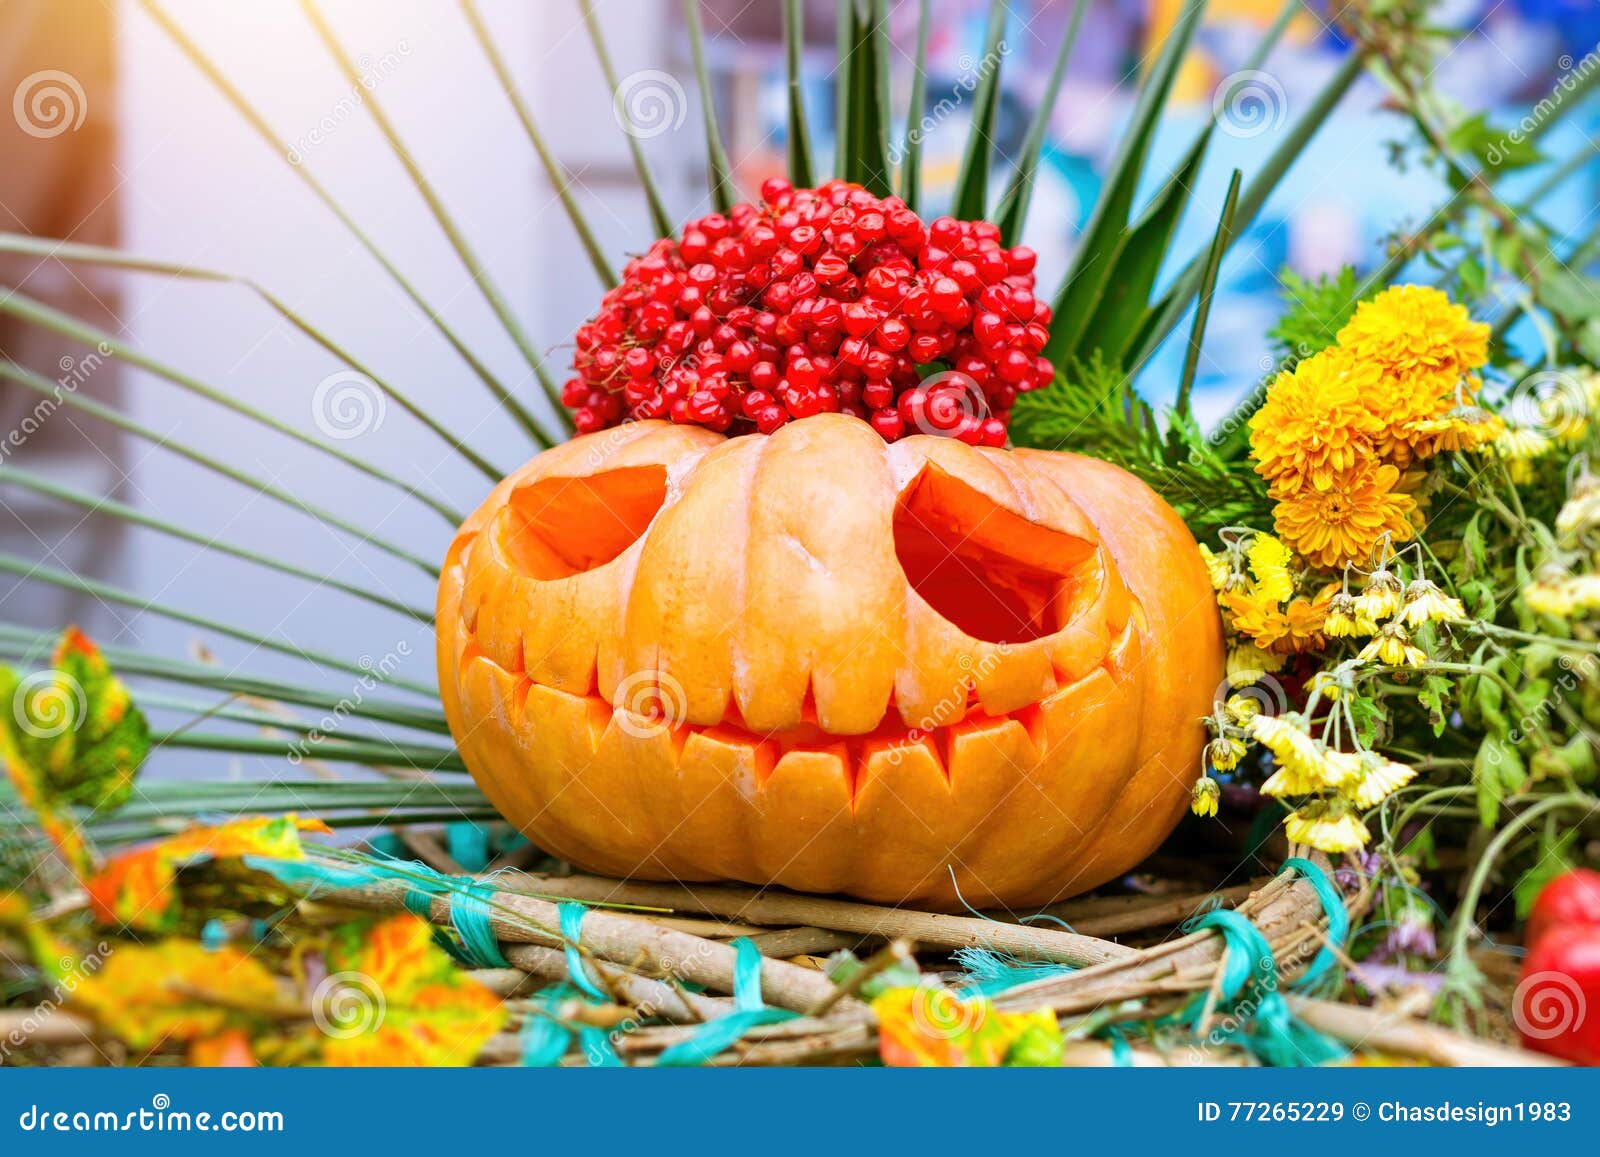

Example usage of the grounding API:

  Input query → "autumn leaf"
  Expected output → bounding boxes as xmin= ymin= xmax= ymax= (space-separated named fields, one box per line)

xmin=874 ymin=985 xmax=1063 ymax=1067
xmin=68 ymin=939 xmax=287 ymax=1051
xmin=314 ymin=914 xmax=507 ymax=1066
xmin=86 ymin=815 xmax=331 ymax=932
xmin=0 ymin=627 xmax=150 ymax=876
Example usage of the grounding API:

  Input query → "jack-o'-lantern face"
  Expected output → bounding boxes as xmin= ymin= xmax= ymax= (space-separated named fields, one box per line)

xmin=438 ymin=414 xmax=1223 ymax=908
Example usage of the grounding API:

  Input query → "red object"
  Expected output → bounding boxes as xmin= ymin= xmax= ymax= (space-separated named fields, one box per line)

xmin=1517 ymin=923 xmax=1600 ymax=1064
xmin=1526 ymin=868 xmax=1600 ymax=950
xmin=565 ymin=180 xmax=1052 ymax=443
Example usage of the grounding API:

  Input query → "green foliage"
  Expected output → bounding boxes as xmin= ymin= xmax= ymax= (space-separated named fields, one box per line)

xmin=1267 ymin=265 xmax=1372 ymax=364
xmin=1009 ymin=355 xmax=1272 ymax=536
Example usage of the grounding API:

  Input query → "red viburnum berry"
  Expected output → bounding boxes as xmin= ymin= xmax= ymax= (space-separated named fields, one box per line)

xmin=565 ymin=180 xmax=1052 ymax=446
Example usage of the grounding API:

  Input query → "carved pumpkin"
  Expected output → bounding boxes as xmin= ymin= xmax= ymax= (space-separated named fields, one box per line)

xmin=437 ymin=414 xmax=1223 ymax=908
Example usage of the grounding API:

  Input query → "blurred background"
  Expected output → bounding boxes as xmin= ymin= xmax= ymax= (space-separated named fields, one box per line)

xmin=0 ymin=0 xmax=1596 ymax=767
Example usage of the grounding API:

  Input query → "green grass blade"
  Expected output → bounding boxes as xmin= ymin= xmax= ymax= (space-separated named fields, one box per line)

xmin=1043 ymin=0 xmax=1207 ymax=365
xmin=898 ymin=0 xmax=930 ymax=211
xmin=1175 ymin=170 xmax=1241 ymax=422
xmin=299 ymin=0 xmax=570 ymax=443
xmin=949 ymin=0 xmax=1009 ymax=221
xmin=783 ymin=0 xmax=816 ymax=187
xmin=579 ymin=0 xmax=676 ymax=238
xmin=0 ymin=286 xmax=465 ymax=525
xmin=682 ymin=0 xmax=738 ymax=212
xmin=0 ymin=361 xmax=438 ymax=576
xmin=0 ymin=234 xmax=505 ymax=482
xmin=0 ymin=554 xmax=438 ymax=697
xmin=151 ymin=729 xmax=466 ymax=773
xmin=0 ymin=625 xmax=450 ymax=734
xmin=993 ymin=0 xmax=1086 ymax=244
xmin=137 ymin=689 xmax=453 ymax=757
xmin=137 ymin=0 xmax=544 ymax=451
xmin=460 ymin=0 xmax=617 ymax=289
xmin=0 ymin=464 xmax=433 ymax=625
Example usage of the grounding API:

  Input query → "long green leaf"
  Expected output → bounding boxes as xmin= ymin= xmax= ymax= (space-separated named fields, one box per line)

xmin=1125 ymin=47 xmax=1367 ymax=375
xmin=834 ymin=0 xmax=892 ymax=195
xmin=0 ymin=464 xmax=433 ymax=624
xmin=682 ymin=0 xmax=738 ymax=212
xmin=949 ymin=0 xmax=1009 ymax=221
xmin=137 ymin=0 xmax=542 ymax=452
xmin=151 ymin=729 xmax=466 ymax=773
xmin=0 ymin=287 xmax=464 ymax=524
xmin=299 ymin=0 xmax=569 ymax=443
xmin=0 ymin=234 xmax=505 ymax=482
xmin=579 ymin=0 xmax=676 ymax=238
xmin=459 ymin=0 xmax=617 ymax=288
xmin=783 ymin=0 xmax=816 ymax=187
xmin=1043 ymin=0 xmax=1207 ymax=364
xmin=0 ymin=361 xmax=438 ymax=576
xmin=1175 ymin=170 xmax=1241 ymax=422
xmin=898 ymin=0 xmax=930 ymax=211
xmin=993 ymin=0 xmax=1086 ymax=244
xmin=0 ymin=554 xmax=437 ymax=697
xmin=138 ymin=689 xmax=455 ymax=760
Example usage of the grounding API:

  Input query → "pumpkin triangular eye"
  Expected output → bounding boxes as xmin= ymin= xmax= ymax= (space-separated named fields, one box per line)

xmin=893 ymin=463 xmax=1096 ymax=644
xmin=501 ymin=464 xmax=667 ymax=580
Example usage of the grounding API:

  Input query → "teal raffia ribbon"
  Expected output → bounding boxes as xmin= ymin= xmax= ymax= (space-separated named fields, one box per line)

xmin=1279 ymin=856 xmax=1349 ymax=990
xmin=655 ymin=938 xmax=799 ymax=1067
xmin=558 ymin=902 xmax=610 ymax=1001
xmin=1180 ymin=907 xmax=1344 ymax=1067
xmin=520 ymin=984 xmax=622 ymax=1068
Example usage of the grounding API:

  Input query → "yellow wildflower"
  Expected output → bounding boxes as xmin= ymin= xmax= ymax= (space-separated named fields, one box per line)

xmin=1493 ymin=423 xmax=1551 ymax=483
xmin=1261 ymin=744 xmax=1362 ymax=797
xmin=1346 ymin=751 xmax=1418 ymax=809
xmin=1224 ymin=693 xmax=1262 ymax=724
xmin=1249 ymin=350 xmax=1385 ymax=491
xmin=1323 ymin=590 xmax=1377 ymax=638
xmin=1555 ymin=485 xmax=1600 ymax=544
xmin=1354 ymin=567 xmax=1405 ymax=620
xmin=1247 ymin=534 xmax=1296 ymax=603
xmin=1523 ymin=574 xmax=1577 ymax=618
xmin=1285 ymin=800 xmax=1371 ymax=854
xmin=1334 ymin=285 xmax=1489 ymax=381
xmin=1307 ymin=670 xmax=1347 ymax=701
xmin=1357 ymin=621 xmax=1427 ymax=667
xmin=1248 ymin=714 xmax=1322 ymax=782
xmin=1198 ymin=544 xmax=1232 ymax=591
xmin=1206 ymin=736 xmax=1247 ymax=772
xmin=1227 ymin=643 xmax=1285 ymax=681
xmin=1400 ymin=578 xmax=1465 ymax=628
xmin=1269 ymin=460 xmax=1416 ymax=570
xmin=1191 ymin=777 xmax=1222 ymax=818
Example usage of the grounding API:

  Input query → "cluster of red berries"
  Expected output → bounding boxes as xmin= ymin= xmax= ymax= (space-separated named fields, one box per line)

xmin=562 ymin=179 xmax=1054 ymax=446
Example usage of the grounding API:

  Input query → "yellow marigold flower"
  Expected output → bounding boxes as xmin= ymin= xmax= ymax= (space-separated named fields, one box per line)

xmin=1406 ymin=400 xmax=1503 ymax=459
xmin=1227 ymin=643 xmax=1285 ymax=682
xmin=1247 ymin=534 xmax=1295 ymax=603
xmin=1206 ymin=736 xmax=1247 ymax=772
xmin=1357 ymin=621 xmax=1427 ymax=667
xmin=1223 ymin=589 xmax=1288 ymax=648
xmin=1249 ymin=350 xmax=1385 ymax=491
xmin=1400 ymin=577 xmax=1465 ymax=628
xmin=1345 ymin=751 xmax=1419 ymax=809
xmin=1323 ymin=590 xmax=1377 ymax=638
xmin=1276 ymin=594 xmax=1330 ymax=655
xmin=1262 ymin=743 xmax=1362 ymax=797
xmin=1335 ymin=285 xmax=1489 ymax=381
xmin=1191 ymin=776 xmax=1221 ymax=818
xmin=1269 ymin=461 xmax=1416 ymax=570
xmin=1284 ymin=800 xmax=1371 ymax=854
xmin=1249 ymin=713 xmax=1319 ymax=775
xmin=1198 ymin=544 xmax=1232 ymax=592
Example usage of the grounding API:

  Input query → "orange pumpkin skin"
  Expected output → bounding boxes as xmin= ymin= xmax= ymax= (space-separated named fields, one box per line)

xmin=437 ymin=414 xmax=1223 ymax=909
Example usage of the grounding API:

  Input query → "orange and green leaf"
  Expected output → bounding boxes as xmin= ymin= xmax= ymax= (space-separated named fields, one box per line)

xmin=874 ymin=985 xmax=1063 ymax=1067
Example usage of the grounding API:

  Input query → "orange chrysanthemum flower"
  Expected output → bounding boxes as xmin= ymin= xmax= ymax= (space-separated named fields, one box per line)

xmin=1269 ymin=460 xmax=1417 ymax=569
xmin=1248 ymin=349 xmax=1385 ymax=490
xmin=1335 ymin=284 xmax=1489 ymax=382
